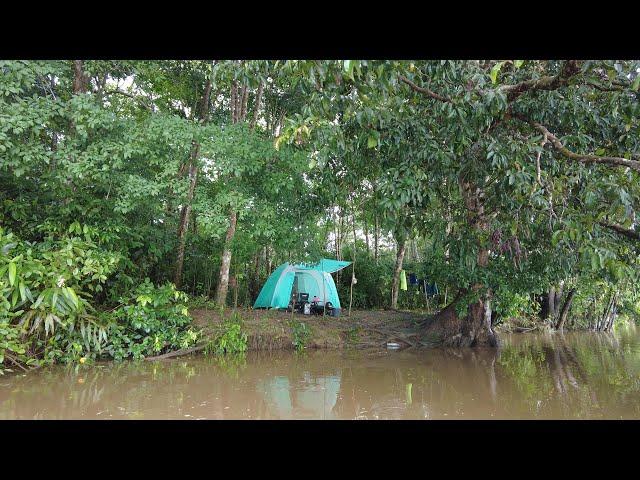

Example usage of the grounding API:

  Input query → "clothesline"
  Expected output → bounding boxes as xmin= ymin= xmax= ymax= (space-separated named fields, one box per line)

xmin=399 ymin=269 xmax=438 ymax=296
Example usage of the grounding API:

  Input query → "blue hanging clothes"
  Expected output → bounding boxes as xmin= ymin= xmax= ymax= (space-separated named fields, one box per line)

xmin=409 ymin=273 xmax=418 ymax=286
xmin=422 ymin=280 xmax=439 ymax=297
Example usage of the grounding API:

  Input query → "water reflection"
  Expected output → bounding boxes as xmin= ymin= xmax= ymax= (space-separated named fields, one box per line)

xmin=1 ymin=326 xmax=639 ymax=419
xmin=257 ymin=374 xmax=341 ymax=419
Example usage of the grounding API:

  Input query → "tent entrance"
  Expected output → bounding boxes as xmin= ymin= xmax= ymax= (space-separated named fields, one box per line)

xmin=293 ymin=270 xmax=333 ymax=306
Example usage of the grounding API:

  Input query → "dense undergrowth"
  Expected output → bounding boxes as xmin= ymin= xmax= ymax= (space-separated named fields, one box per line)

xmin=0 ymin=226 xmax=199 ymax=374
xmin=206 ymin=313 xmax=248 ymax=355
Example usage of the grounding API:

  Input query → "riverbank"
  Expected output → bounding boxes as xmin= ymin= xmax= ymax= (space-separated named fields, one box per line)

xmin=190 ymin=308 xmax=431 ymax=351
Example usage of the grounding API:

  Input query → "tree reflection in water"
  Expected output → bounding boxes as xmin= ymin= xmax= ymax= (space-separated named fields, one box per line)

xmin=1 ymin=327 xmax=640 ymax=419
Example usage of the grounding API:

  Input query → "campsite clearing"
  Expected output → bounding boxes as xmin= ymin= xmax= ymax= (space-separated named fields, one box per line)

xmin=190 ymin=308 xmax=431 ymax=351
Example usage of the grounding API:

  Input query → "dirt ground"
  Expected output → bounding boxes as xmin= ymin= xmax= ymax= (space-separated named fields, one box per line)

xmin=190 ymin=307 xmax=431 ymax=351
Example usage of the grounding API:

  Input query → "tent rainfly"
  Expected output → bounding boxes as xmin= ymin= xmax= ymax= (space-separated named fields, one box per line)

xmin=253 ymin=258 xmax=351 ymax=309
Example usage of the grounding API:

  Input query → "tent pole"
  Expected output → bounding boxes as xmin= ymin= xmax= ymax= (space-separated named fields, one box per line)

xmin=349 ymin=209 xmax=357 ymax=317
xmin=348 ymin=264 xmax=354 ymax=317
xmin=322 ymin=259 xmax=326 ymax=317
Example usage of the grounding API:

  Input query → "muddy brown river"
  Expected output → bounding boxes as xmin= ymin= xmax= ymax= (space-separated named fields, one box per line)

xmin=2 ymin=327 xmax=640 ymax=419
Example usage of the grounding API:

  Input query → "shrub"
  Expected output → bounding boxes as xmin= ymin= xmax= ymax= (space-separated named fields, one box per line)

xmin=208 ymin=313 xmax=247 ymax=355
xmin=0 ymin=227 xmax=199 ymax=370
xmin=0 ymin=320 xmax=30 ymax=374
xmin=104 ymin=280 xmax=199 ymax=360
xmin=188 ymin=294 xmax=218 ymax=310
xmin=493 ymin=288 xmax=537 ymax=323
xmin=0 ymin=226 xmax=119 ymax=371
xmin=290 ymin=320 xmax=312 ymax=351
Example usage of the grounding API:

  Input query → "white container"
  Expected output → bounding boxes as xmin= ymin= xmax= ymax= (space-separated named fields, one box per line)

xmin=303 ymin=303 xmax=311 ymax=315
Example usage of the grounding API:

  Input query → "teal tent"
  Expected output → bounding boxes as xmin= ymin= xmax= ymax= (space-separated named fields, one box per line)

xmin=253 ymin=258 xmax=351 ymax=309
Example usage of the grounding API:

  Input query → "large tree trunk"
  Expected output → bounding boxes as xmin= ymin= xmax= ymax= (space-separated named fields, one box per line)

xmin=424 ymin=288 xmax=499 ymax=347
xmin=73 ymin=60 xmax=89 ymax=94
xmin=606 ymin=299 xmax=618 ymax=332
xmin=540 ymin=288 xmax=556 ymax=322
xmin=554 ymin=286 xmax=563 ymax=319
xmin=215 ymin=209 xmax=237 ymax=306
xmin=599 ymin=291 xmax=618 ymax=332
xmin=547 ymin=288 xmax=556 ymax=321
xmin=250 ymin=80 xmax=264 ymax=130
xmin=423 ymin=176 xmax=499 ymax=347
xmin=231 ymin=81 xmax=238 ymax=123
xmin=240 ymin=86 xmax=249 ymax=120
xmin=555 ymin=288 xmax=576 ymax=331
xmin=390 ymin=237 xmax=406 ymax=309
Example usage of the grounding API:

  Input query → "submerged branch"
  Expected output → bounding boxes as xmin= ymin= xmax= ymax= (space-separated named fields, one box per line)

xmin=144 ymin=343 xmax=208 ymax=361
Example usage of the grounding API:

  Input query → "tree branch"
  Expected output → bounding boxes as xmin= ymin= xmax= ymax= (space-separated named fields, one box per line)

xmin=585 ymin=79 xmax=625 ymax=92
xmin=104 ymin=89 xmax=153 ymax=111
xmin=398 ymin=75 xmax=451 ymax=103
xmin=513 ymin=114 xmax=640 ymax=173
xmin=400 ymin=61 xmax=581 ymax=105
xmin=599 ymin=222 xmax=640 ymax=241
xmin=501 ymin=60 xmax=581 ymax=102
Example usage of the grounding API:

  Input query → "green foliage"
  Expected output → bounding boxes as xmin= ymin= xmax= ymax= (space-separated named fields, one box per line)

xmin=103 ymin=280 xmax=198 ymax=361
xmin=37 ymin=280 xmax=197 ymax=364
xmin=0 ymin=222 xmax=197 ymax=369
xmin=208 ymin=313 xmax=248 ymax=355
xmin=0 ymin=225 xmax=120 ymax=370
xmin=493 ymin=288 xmax=538 ymax=323
xmin=285 ymin=59 xmax=640 ymax=328
xmin=2 ymin=57 xmax=640 ymax=364
xmin=0 ymin=320 xmax=29 ymax=374
xmin=289 ymin=320 xmax=312 ymax=351
xmin=336 ymin=247 xmax=394 ymax=309
xmin=187 ymin=295 xmax=218 ymax=310
xmin=0 ymin=226 xmax=118 ymax=323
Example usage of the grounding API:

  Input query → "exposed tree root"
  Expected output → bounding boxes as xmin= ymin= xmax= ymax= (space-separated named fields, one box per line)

xmin=421 ymin=295 xmax=500 ymax=348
